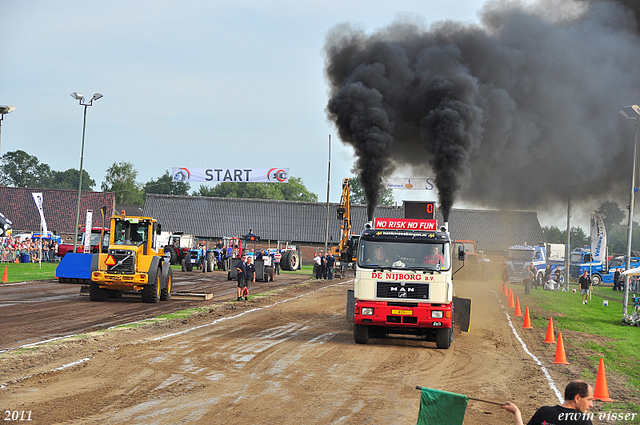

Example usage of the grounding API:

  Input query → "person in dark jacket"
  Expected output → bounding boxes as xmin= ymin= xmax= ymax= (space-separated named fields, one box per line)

xmin=235 ymin=254 xmax=247 ymax=301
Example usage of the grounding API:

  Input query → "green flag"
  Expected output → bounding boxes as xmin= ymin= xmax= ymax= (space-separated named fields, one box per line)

xmin=416 ymin=387 xmax=468 ymax=425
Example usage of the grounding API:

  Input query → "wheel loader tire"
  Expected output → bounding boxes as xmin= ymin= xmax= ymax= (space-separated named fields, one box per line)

xmin=89 ymin=281 xmax=108 ymax=301
xmin=354 ymin=324 xmax=369 ymax=344
xmin=161 ymin=268 xmax=173 ymax=301
xmin=227 ymin=271 xmax=231 ymax=280
xmin=165 ymin=246 xmax=178 ymax=265
xmin=142 ymin=268 xmax=161 ymax=303
xmin=109 ymin=290 xmax=123 ymax=299
xmin=435 ymin=327 xmax=453 ymax=349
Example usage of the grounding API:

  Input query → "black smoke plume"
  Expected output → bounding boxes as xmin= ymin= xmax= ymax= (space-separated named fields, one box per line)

xmin=325 ymin=0 xmax=640 ymax=222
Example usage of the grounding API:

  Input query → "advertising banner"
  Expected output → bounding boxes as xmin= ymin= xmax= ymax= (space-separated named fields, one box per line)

xmin=84 ymin=210 xmax=93 ymax=254
xmin=172 ymin=167 xmax=289 ymax=183
xmin=590 ymin=214 xmax=607 ymax=264
xmin=385 ymin=178 xmax=434 ymax=190
xmin=31 ymin=192 xmax=48 ymax=235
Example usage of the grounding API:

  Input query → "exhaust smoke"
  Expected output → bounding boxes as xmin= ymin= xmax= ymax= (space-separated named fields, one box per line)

xmin=325 ymin=0 xmax=640 ymax=221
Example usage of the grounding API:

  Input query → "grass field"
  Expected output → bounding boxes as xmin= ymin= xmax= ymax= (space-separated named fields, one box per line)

xmin=509 ymin=279 xmax=640 ymax=414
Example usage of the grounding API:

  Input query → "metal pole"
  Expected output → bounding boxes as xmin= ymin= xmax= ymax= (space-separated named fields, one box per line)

xmin=623 ymin=120 xmax=639 ymax=316
xmin=324 ymin=135 xmax=332 ymax=254
xmin=73 ymin=105 xmax=88 ymax=252
xmin=565 ymin=195 xmax=571 ymax=291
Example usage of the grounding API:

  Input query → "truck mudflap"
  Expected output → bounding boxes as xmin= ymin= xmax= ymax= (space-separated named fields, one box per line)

xmin=453 ymin=296 xmax=472 ymax=332
xmin=354 ymin=300 xmax=453 ymax=329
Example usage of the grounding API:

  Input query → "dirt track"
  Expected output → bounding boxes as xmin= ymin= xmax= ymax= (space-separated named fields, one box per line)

xmin=0 ymin=275 xmax=633 ymax=424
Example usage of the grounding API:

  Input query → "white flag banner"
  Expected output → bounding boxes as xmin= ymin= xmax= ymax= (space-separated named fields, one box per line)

xmin=172 ymin=167 xmax=289 ymax=183
xmin=590 ymin=214 xmax=607 ymax=264
xmin=84 ymin=210 xmax=93 ymax=254
xmin=31 ymin=192 xmax=48 ymax=235
xmin=385 ymin=178 xmax=435 ymax=190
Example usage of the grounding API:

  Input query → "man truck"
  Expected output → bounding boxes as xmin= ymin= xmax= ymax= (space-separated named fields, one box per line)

xmin=89 ymin=211 xmax=172 ymax=303
xmin=347 ymin=212 xmax=470 ymax=349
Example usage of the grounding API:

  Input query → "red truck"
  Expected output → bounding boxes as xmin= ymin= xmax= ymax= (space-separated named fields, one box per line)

xmin=57 ymin=227 xmax=110 ymax=257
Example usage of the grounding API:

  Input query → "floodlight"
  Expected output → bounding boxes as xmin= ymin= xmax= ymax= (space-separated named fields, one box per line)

xmin=92 ymin=93 xmax=103 ymax=101
xmin=0 ymin=105 xmax=16 ymax=115
xmin=70 ymin=92 xmax=84 ymax=101
xmin=619 ymin=105 xmax=640 ymax=120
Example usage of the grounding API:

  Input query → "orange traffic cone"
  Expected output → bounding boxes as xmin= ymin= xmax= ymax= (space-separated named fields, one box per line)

xmin=543 ymin=317 xmax=555 ymax=343
xmin=514 ymin=297 xmax=523 ymax=316
xmin=552 ymin=331 xmax=569 ymax=364
xmin=1 ymin=266 xmax=7 ymax=283
xmin=522 ymin=306 xmax=533 ymax=329
xmin=508 ymin=291 xmax=515 ymax=308
xmin=594 ymin=358 xmax=614 ymax=401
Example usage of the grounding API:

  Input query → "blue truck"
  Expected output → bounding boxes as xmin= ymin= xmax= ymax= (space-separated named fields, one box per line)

xmin=506 ymin=243 xmax=565 ymax=285
xmin=569 ymin=248 xmax=640 ymax=285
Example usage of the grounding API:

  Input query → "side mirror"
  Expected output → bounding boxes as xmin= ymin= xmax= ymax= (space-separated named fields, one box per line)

xmin=458 ymin=245 xmax=466 ymax=262
xmin=157 ymin=223 xmax=162 ymax=235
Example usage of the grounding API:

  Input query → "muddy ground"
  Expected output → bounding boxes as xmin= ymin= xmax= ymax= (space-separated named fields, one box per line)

xmin=0 ymin=272 xmax=636 ymax=424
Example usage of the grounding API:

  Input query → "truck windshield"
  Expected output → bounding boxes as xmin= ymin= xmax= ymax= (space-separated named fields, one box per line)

xmin=358 ymin=240 xmax=450 ymax=271
xmin=507 ymin=250 xmax=534 ymax=261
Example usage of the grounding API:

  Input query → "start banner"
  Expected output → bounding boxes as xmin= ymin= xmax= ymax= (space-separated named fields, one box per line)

xmin=172 ymin=167 xmax=289 ymax=183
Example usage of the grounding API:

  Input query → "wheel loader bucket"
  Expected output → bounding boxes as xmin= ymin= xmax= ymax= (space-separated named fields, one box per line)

xmin=453 ymin=296 xmax=472 ymax=332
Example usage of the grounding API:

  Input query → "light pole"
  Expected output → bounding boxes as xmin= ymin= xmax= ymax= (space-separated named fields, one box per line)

xmin=71 ymin=92 xmax=103 ymax=252
xmin=618 ymin=105 xmax=640 ymax=317
xmin=324 ymin=134 xmax=332 ymax=254
xmin=0 ymin=105 xmax=17 ymax=156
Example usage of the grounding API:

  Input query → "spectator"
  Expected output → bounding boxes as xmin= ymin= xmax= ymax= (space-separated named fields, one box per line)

xmin=314 ymin=253 xmax=321 ymax=279
xmin=501 ymin=264 xmax=509 ymax=287
xmin=326 ymin=253 xmax=335 ymax=280
xmin=501 ymin=380 xmax=594 ymax=425
xmin=612 ymin=269 xmax=621 ymax=291
xmin=274 ymin=250 xmax=282 ymax=275
xmin=320 ymin=252 xmax=327 ymax=279
xmin=579 ymin=270 xmax=591 ymax=305
xmin=235 ymin=254 xmax=248 ymax=301
xmin=244 ymin=256 xmax=256 ymax=300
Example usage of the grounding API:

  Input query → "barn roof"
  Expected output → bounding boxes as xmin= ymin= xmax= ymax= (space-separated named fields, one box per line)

xmin=0 ymin=187 xmax=115 ymax=234
xmin=142 ymin=194 xmax=545 ymax=253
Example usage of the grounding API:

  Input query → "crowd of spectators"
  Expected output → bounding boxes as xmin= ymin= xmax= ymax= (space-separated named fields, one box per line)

xmin=1 ymin=236 xmax=58 ymax=263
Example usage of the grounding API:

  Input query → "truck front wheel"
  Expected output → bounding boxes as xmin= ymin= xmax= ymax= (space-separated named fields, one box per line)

xmin=435 ymin=327 xmax=453 ymax=349
xmin=354 ymin=324 xmax=369 ymax=344
xmin=591 ymin=274 xmax=602 ymax=286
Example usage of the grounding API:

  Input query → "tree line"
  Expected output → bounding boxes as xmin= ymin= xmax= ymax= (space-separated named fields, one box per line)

xmin=542 ymin=200 xmax=640 ymax=254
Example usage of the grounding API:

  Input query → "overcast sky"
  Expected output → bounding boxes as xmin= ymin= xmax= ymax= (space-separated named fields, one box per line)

xmin=1 ymin=0 xmax=597 ymax=230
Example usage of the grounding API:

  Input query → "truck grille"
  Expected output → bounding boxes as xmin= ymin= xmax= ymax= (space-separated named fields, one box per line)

xmin=108 ymin=249 xmax=136 ymax=274
xmin=376 ymin=282 xmax=429 ymax=300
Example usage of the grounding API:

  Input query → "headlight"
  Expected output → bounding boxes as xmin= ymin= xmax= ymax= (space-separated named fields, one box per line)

xmin=431 ymin=311 xmax=443 ymax=319
xmin=361 ymin=307 xmax=374 ymax=315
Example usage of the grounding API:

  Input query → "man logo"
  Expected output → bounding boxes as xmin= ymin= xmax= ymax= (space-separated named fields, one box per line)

xmin=267 ymin=168 xmax=287 ymax=182
xmin=173 ymin=168 xmax=190 ymax=182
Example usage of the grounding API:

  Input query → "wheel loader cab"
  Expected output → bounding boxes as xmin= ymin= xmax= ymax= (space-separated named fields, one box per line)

xmin=112 ymin=218 xmax=152 ymax=252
